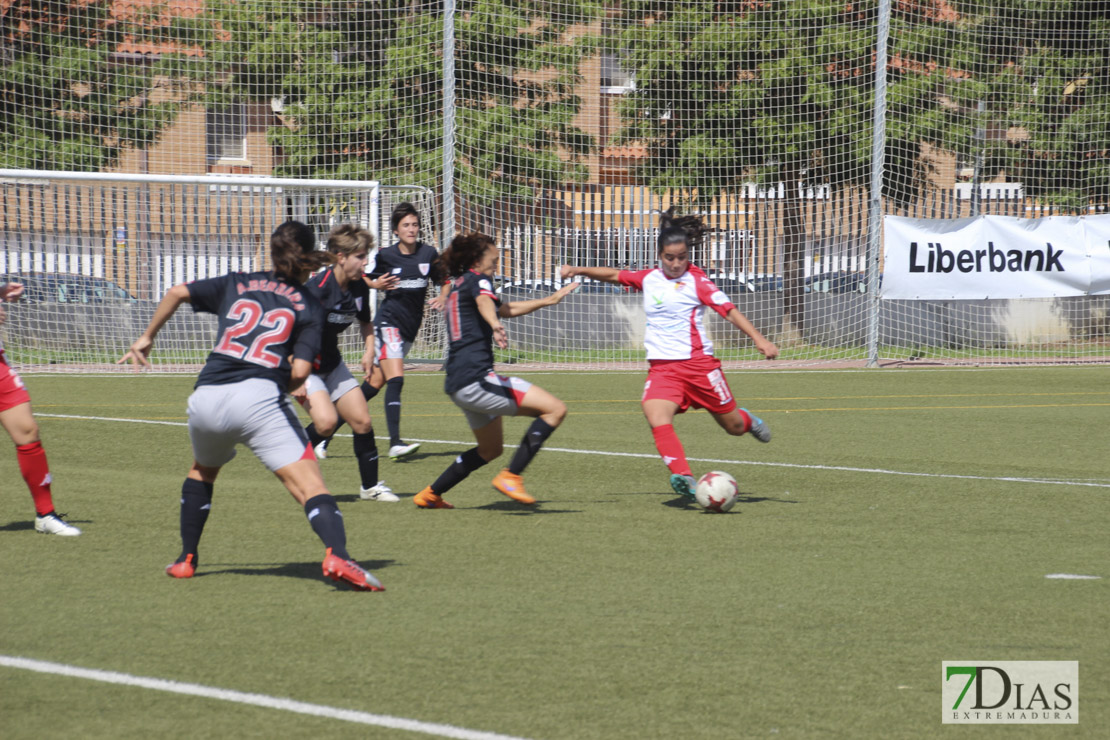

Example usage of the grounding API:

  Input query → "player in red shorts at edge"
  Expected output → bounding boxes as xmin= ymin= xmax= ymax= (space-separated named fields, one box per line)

xmin=119 ymin=221 xmax=383 ymax=590
xmin=560 ymin=209 xmax=779 ymax=499
xmin=412 ymin=233 xmax=580 ymax=509
xmin=0 ymin=283 xmax=81 ymax=535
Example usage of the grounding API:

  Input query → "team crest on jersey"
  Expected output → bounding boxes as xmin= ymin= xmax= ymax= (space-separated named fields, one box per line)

xmin=674 ymin=281 xmax=686 ymax=290
xmin=419 ymin=263 xmax=430 ymax=276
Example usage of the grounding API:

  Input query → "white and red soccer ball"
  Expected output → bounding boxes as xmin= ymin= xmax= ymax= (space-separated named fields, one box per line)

xmin=695 ymin=471 xmax=739 ymax=513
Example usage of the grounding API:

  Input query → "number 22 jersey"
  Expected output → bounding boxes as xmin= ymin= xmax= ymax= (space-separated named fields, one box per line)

xmin=187 ymin=271 xmax=324 ymax=390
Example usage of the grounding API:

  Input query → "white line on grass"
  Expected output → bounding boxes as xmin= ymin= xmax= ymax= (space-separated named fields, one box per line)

xmin=1044 ymin=574 xmax=1102 ymax=580
xmin=0 ymin=656 xmax=532 ymax=740
xmin=37 ymin=413 xmax=1110 ymax=490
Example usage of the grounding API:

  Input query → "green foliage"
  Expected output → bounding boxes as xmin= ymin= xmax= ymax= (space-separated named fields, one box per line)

xmin=961 ymin=1 xmax=1110 ymax=209
xmin=612 ymin=1 xmax=956 ymax=204
xmin=0 ymin=0 xmax=199 ymax=171
xmin=613 ymin=1 xmax=1109 ymax=210
xmin=198 ymin=1 xmax=601 ymax=203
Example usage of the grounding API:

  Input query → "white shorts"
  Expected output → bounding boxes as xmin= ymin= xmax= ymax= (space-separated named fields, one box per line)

xmin=304 ymin=363 xmax=360 ymax=403
xmin=449 ymin=372 xmax=533 ymax=429
xmin=187 ymin=378 xmax=309 ymax=472
xmin=374 ymin=325 xmax=413 ymax=363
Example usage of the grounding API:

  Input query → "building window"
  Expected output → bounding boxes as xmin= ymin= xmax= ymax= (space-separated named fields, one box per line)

xmin=600 ymin=16 xmax=634 ymax=92
xmin=206 ymin=104 xmax=247 ymax=162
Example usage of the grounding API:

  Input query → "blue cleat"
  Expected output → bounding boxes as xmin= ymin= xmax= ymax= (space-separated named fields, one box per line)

xmin=742 ymin=409 xmax=771 ymax=442
xmin=670 ymin=473 xmax=697 ymax=498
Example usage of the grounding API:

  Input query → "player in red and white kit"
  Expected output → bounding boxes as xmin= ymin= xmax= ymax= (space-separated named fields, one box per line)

xmin=0 ymin=283 xmax=81 ymax=535
xmin=560 ymin=209 xmax=779 ymax=499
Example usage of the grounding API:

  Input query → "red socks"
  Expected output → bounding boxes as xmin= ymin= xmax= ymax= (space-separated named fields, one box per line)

xmin=651 ymin=424 xmax=691 ymax=476
xmin=17 ymin=440 xmax=54 ymax=515
xmin=736 ymin=408 xmax=753 ymax=434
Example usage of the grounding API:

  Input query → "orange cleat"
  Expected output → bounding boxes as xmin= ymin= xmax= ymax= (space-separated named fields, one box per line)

xmin=322 ymin=548 xmax=384 ymax=591
xmin=413 ymin=486 xmax=454 ymax=509
xmin=491 ymin=469 xmax=535 ymax=505
xmin=165 ymin=553 xmax=196 ymax=579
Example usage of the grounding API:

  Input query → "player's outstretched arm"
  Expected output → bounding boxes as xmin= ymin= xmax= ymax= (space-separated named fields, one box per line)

xmin=498 ymin=281 xmax=581 ymax=319
xmin=559 ymin=265 xmax=621 ymax=283
xmin=118 ymin=283 xmax=192 ymax=369
xmin=724 ymin=308 xmax=779 ymax=359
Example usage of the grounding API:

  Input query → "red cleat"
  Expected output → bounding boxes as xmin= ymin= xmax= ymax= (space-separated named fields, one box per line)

xmin=322 ymin=548 xmax=384 ymax=591
xmin=165 ymin=553 xmax=196 ymax=579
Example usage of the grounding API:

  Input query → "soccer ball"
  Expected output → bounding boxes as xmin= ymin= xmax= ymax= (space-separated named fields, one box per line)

xmin=695 ymin=471 xmax=739 ymax=513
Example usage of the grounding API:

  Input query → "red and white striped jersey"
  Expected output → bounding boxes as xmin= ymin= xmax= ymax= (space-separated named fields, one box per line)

xmin=618 ymin=265 xmax=736 ymax=360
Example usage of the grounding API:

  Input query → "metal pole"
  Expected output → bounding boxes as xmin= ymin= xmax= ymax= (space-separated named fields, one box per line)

xmin=970 ymin=100 xmax=985 ymax=218
xmin=865 ymin=0 xmax=891 ymax=368
xmin=442 ymin=0 xmax=456 ymax=251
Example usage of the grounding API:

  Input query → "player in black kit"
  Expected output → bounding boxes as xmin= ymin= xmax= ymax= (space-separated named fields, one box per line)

xmin=413 ymin=233 xmax=579 ymax=509
xmin=297 ymin=223 xmax=398 ymax=502
xmin=312 ymin=203 xmax=445 ymax=461
xmin=119 ymin=221 xmax=384 ymax=591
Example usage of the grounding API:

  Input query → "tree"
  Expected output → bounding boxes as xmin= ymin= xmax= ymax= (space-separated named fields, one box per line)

xmin=0 ymin=0 xmax=199 ymax=171
xmin=611 ymin=1 xmax=966 ymax=335
xmin=196 ymin=0 xmax=600 ymax=227
xmin=952 ymin=1 xmax=1110 ymax=210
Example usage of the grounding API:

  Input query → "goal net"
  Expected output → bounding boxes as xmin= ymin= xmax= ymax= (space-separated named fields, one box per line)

xmin=1 ymin=1 xmax=1107 ymax=370
xmin=0 ymin=170 xmax=437 ymax=371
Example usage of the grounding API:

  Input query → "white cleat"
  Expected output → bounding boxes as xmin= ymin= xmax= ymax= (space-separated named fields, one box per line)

xmin=34 ymin=513 xmax=82 ymax=536
xmin=313 ymin=440 xmax=328 ymax=459
xmin=360 ymin=481 xmax=400 ymax=502
xmin=388 ymin=442 xmax=420 ymax=460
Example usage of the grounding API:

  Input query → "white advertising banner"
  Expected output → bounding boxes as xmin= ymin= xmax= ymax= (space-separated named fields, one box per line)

xmin=882 ymin=214 xmax=1110 ymax=300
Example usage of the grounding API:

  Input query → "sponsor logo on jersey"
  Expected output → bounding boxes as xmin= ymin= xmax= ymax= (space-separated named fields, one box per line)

xmin=355 ymin=297 xmax=363 ymax=311
xmin=397 ymin=278 xmax=429 ymax=289
xmin=710 ymin=290 xmax=729 ymax=305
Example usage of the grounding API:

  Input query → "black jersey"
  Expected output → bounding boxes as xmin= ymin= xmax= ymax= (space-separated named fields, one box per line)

xmin=303 ymin=267 xmax=372 ymax=373
xmin=188 ymin=271 xmax=324 ymax=390
xmin=443 ymin=270 xmax=500 ymax=394
xmin=366 ymin=241 xmax=440 ymax=341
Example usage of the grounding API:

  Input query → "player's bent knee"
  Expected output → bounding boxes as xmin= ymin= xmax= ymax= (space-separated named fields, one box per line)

xmin=546 ymin=400 xmax=568 ymax=426
xmin=346 ymin=416 xmax=373 ymax=435
xmin=479 ymin=443 xmax=504 ymax=461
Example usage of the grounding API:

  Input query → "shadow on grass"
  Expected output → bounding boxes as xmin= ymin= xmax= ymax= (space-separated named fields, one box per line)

xmin=661 ymin=492 xmax=800 ymax=509
xmin=472 ymin=500 xmax=581 ymax=515
xmin=0 ymin=513 xmax=92 ymax=532
xmin=198 ymin=558 xmax=397 ymax=586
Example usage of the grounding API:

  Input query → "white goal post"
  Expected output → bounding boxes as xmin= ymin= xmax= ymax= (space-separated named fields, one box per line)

xmin=0 ymin=169 xmax=438 ymax=372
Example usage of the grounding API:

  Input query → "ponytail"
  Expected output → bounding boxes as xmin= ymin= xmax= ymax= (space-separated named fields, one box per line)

xmin=270 ymin=220 xmax=333 ymax=280
xmin=657 ymin=208 xmax=709 ymax=254
xmin=440 ymin=233 xmax=495 ymax=278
